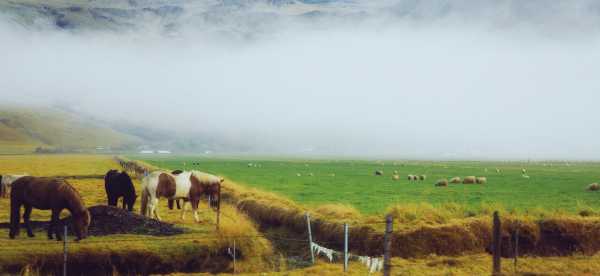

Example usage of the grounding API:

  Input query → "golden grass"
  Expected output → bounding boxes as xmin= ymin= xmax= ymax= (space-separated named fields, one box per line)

xmin=0 ymin=154 xmax=116 ymax=176
xmin=313 ymin=204 xmax=362 ymax=221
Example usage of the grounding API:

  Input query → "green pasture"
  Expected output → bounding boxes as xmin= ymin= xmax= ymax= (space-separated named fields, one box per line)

xmin=137 ymin=156 xmax=600 ymax=215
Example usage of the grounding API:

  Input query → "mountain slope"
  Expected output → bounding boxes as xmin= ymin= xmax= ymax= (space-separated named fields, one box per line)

xmin=0 ymin=106 xmax=142 ymax=153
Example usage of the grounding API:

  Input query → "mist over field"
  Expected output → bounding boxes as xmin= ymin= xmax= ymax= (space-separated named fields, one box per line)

xmin=1 ymin=0 xmax=600 ymax=159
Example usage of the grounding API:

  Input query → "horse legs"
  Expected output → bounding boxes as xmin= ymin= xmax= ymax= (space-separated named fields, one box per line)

xmin=49 ymin=209 xmax=62 ymax=241
xmin=122 ymin=197 xmax=126 ymax=209
xmin=151 ymin=198 xmax=161 ymax=221
xmin=180 ymin=200 xmax=188 ymax=220
xmin=190 ymin=198 xmax=200 ymax=223
xmin=23 ymin=204 xmax=34 ymax=237
xmin=168 ymin=199 xmax=174 ymax=210
xmin=9 ymin=200 xmax=21 ymax=239
xmin=108 ymin=195 xmax=118 ymax=207
xmin=176 ymin=199 xmax=182 ymax=210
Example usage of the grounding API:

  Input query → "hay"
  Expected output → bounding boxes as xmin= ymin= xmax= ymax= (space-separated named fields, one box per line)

xmin=450 ymin=177 xmax=461 ymax=184
xmin=463 ymin=176 xmax=476 ymax=184
xmin=392 ymin=175 xmax=400 ymax=181
xmin=314 ymin=204 xmax=362 ymax=220
xmin=435 ymin=179 xmax=449 ymax=187
xmin=476 ymin=177 xmax=487 ymax=184
xmin=588 ymin=183 xmax=600 ymax=191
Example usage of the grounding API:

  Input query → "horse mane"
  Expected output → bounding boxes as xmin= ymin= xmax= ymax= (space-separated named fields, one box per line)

xmin=57 ymin=180 xmax=87 ymax=215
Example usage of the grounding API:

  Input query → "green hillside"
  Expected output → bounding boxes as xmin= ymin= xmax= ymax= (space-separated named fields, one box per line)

xmin=0 ymin=106 xmax=141 ymax=154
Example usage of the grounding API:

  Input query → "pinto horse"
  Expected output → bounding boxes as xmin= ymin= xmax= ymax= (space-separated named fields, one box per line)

xmin=104 ymin=170 xmax=136 ymax=211
xmin=1 ymin=174 xmax=28 ymax=198
xmin=140 ymin=170 xmax=222 ymax=222
xmin=9 ymin=177 xmax=91 ymax=241
xmin=168 ymin=170 xmax=184 ymax=210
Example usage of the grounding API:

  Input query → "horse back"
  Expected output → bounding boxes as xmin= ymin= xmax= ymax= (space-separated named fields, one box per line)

xmin=156 ymin=173 xmax=176 ymax=198
xmin=11 ymin=177 xmax=69 ymax=210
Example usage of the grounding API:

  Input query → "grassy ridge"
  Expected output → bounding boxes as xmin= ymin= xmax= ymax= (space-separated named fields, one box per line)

xmin=0 ymin=107 xmax=140 ymax=153
xmin=138 ymin=156 xmax=600 ymax=214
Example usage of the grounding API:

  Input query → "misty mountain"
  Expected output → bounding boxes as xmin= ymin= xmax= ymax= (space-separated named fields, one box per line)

xmin=2 ymin=0 xmax=600 ymax=34
xmin=0 ymin=106 xmax=242 ymax=154
xmin=0 ymin=106 xmax=140 ymax=153
xmin=2 ymin=1 xmax=600 ymax=160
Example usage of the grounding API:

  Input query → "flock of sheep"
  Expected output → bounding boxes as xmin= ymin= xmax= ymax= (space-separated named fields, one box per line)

xmin=373 ymin=169 xmax=489 ymax=187
xmin=435 ymin=176 xmax=487 ymax=187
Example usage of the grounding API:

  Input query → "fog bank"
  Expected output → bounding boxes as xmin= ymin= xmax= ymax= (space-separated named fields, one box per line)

xmin=1 ymin=1 xmax=600 ymax=160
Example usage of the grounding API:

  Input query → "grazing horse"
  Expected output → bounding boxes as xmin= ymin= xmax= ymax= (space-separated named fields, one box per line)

xmin=1 ymin=174 xmax=28 ymax=198
xmin=9 ymin=177 xmax=91 ymax=241
xmin=140 ymin=170 xmax=222 ymax=222
xmin=104 ymin=170 xmax=136 ymax=211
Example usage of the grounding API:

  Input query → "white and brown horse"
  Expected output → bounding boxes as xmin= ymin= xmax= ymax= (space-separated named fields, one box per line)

xmin=140 ymin=171 xmax=222 ymax=222
xmin=1 ymin=174 xmax=28 ymax=198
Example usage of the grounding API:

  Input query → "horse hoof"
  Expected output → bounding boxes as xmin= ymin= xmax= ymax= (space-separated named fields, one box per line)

xmin=27 ymin=233 xmax=35 ymax=238
xmin=9 ymin=235 xmax=15 ymax=239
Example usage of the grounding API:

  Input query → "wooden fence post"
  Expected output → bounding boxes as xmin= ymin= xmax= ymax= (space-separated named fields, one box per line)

xmin=216 ymin=184 xmax=221 ymax=231
xmin=306 ymin=212 xmax=315 ymax=264
xmin=514 ymin=222 xmax=519 ymax=274
xmin=493 ymin=211 xmax=501 ymax=275
xmin=383 ymin=214 xmax=393 ymax=276
xmin=63 ymin=225 xmax=68 ymax=276
xmin=344 ymin=223 xmax=348 ymax=272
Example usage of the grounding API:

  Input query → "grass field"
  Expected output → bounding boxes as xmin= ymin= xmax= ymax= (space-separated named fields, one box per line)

xmin=0 ymin=154 xmax=274 ymax=274
xmin=138 ymin=156 xmax=600 ymax=215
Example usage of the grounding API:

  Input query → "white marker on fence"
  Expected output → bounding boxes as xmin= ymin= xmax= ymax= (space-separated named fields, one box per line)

xmin=306 ymin=212 xmax=315 ymax=264
xmin=344 ymin=223 xmax=349 ymax=272
xmin=63 ymin=225 xmax=67 ymax=276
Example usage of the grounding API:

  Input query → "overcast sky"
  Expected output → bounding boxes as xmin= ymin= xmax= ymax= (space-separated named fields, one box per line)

xmin=1 ymin=1 xmax=600 ymax=160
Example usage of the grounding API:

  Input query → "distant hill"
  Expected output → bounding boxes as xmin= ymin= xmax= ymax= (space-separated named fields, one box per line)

xmin=0 ymin=106 xmax=142 ymax=154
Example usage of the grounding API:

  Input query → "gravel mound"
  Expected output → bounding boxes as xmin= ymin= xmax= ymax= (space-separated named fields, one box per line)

xmin=75 ymin=205 xmax=185 ymax=236
xmin=1 ymin=205 xmax=185 ymax=237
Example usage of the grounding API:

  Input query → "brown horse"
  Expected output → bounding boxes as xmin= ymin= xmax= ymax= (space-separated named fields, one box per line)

xmin=9 ymin=177 xmax=91 ymax=241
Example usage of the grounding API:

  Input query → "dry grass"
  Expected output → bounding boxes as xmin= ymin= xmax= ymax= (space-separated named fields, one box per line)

xmin=313 ymin=204 xmax=362 ymax=221
xmin=390 ymin=254 xmax=600 ymax=275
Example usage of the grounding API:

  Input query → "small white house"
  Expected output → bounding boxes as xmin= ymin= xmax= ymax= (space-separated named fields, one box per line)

xmin=139 ymin=150 xmax=154 ymax=154
xmin=157 ymin=150 xmax=171 ymax=154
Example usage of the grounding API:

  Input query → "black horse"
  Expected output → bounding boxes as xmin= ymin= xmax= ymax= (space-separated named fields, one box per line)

xmin=104 ymin=170 xmax=136 ymax=211
xmin=168 ymin=170 xmax=184 ymax=210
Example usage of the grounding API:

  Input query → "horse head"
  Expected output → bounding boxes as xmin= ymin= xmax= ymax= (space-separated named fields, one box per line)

xmin=73 ymin=209 xmax=91 ymax=241
xmin=206 ymin=180 xmax=222 ymax=209
xmin=120 ymin=172 xmax=136 ymax=211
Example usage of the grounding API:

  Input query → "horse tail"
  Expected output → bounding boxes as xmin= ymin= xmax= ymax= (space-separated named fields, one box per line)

xmin=140 ymin=187 xmax=149 ymax=216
